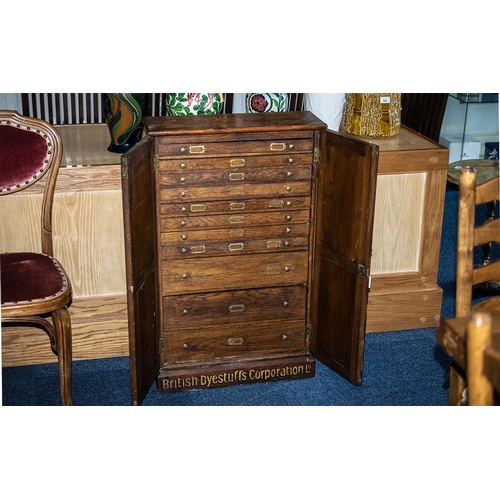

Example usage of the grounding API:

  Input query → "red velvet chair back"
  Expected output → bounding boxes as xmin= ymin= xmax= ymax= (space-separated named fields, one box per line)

xmin=0 ymin=110 xmax=63 ymax=255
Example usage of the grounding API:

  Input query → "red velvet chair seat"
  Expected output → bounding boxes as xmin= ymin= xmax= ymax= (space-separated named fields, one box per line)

xmin=1 ymin=252 xmax=69 ymax=305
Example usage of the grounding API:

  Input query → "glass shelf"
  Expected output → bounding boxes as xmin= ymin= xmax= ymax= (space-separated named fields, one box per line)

xmin=439 ymin=93 xmax=499 ymax=162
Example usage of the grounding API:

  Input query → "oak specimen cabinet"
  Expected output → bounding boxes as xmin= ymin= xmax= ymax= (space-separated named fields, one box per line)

xmin=122 ymin=111 xmax=379 ymax=405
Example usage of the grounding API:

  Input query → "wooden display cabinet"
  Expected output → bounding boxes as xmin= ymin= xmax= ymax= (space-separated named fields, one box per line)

xmin=344 ymin=125 xmax=449 ymax=333
xmin=122 ymin=111 xmax=379 ymax=405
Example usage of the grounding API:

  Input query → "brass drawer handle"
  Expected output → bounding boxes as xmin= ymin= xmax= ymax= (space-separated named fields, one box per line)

xmin=190 ymin=245 xmax=206 ymax=254
xmin=229 ymin=229 xmax=245 ymax=237
xmin=229 ymin=172 xmax=245 ymax=181
xmin=229 ymin=304 xmax=245 ymax=313
xmin=268 ymin=199 xmax=284 ymax=208
xmin=229 ymin=202 xmax=246 ymax=211
xmin=181 ymin=146 xmax=206 ymax=154
xmin=190 ymin=204 xmax=206 ymax=212
xmin=266 ymin=267 xmax=281 ymax=275
xmin=192 ymin=272 xmax=207 ymax=279
xmin=227 ymin=338 xmax=244 ymax=346
xmin=266 ymin=266 xmax=291 ymax=274
xmin=228 ymin=187 xmax=244 ymax=195
xmin=269 ymin=143 xmax=286 ymax=151
xmin=229 ymin=158 xmax=246 ymax=167
xmin=183 ymin=272 xmax=207 ymax=279
xmin=266 ymin=240 xmax=282 ymax=249
xmin=229 ymin=215 xmax=245 ymax=224
xmin=228 ymin=242 xmax=244 ymax=251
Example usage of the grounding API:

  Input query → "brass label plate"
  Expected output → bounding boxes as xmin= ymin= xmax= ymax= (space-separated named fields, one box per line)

xmin=158 ymin=356 xmax=316 ymax=393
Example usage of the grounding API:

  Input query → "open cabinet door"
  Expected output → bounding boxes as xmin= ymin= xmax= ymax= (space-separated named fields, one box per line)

xmin=312 ymin=130 xmax=379 ymax=385
xmin=121 ymin=137 xmax=159 ymax=405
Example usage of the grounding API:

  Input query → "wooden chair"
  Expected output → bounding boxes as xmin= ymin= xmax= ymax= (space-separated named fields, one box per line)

xmin=0 ymin=110 xmax=73 ymax=405
xmin=441 ymin=164 xmax=500 ymax=404
xmin=466 ymin=312 xmax=495 ymax=405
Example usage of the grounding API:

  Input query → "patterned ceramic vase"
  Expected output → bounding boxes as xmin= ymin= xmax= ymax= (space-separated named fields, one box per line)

xmin=104 ymin=93 xmax=147 ymax=153
xmin=165 ymin=93 xmax=224 ymax=116
xmin=245 ymin=93 xmax=289 ymax=113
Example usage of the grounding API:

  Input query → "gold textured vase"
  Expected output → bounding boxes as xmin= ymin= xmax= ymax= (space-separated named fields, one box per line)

xmin=344 ymin=93 xmax=401 ymax=137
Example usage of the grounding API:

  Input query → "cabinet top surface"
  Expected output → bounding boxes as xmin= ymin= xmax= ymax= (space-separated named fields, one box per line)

xmin=340 ymin=123 xmax=446 ymax=153
xmin=144 ymin=111 xmax=327 ymax=136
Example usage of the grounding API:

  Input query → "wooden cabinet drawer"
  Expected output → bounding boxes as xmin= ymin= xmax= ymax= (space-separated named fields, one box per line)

xmin=161 ymin=223 xmax=310 ymax=258
xmin=161 ymin=319 xmax=307 ymax=363
xmin=161 ymin=196 xmax=310 ymax=221
xmin=160 ymin=165 xmax=312 ymax=188
xmin=157 ymin=138 xmax=313 ymax=158
xmin=162 ymin=251 xmax=309 ymax=295
xmin=159 ymin=153 xmax=313 ymax=171
xmin=161 ymin=207 xmax=310 ymax=231
xmin=159 ymin=180 xmax=311 ymax=203
xmin=163 ymin=286 xmax=306 ymax=329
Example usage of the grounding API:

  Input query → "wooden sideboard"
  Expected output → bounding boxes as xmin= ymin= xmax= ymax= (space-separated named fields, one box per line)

xmin=1 ymin=124 xmax=129 ymax=366
xmin=1 ymin=120 xmax=448 ymax=367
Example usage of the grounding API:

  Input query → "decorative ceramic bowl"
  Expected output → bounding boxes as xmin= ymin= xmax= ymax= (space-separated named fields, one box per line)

xmin=165 ymin=93 xmax=224 ymax=115
xmin=245 ymin=93 xmax=289 ymax=113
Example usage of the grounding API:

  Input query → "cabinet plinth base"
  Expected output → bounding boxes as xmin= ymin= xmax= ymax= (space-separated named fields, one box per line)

xmin=157 ymin=355 xmax=316 ymax=393
xmin=366 ymin=286 xmax=443 ymax=333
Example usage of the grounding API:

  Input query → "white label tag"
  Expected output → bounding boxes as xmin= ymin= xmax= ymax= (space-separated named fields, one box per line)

xmin=380 ymin=96 xmax=391 ymax=104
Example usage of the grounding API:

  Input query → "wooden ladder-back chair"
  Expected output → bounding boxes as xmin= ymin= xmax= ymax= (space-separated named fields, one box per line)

xmin=439 ymin=164 xmax=500 ymax=405
xmin=466 ymin=312 xmax=496 ymax=406
xmin=0 ymin=110 xmax=73 ymax=405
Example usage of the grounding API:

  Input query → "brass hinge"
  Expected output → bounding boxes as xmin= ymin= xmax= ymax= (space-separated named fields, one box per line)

xmin=357 ymin=264 xmax=366 ymax=277
xmin=306 ymin=324 xmax=312 ymax=339
xmin=121 ymin=157 xmax=128 ymax=179
xmin=314 ymin=147 xmax=320 ymax=163
xmin=159 ymin=337 xmax=164 ymax=352
xmin=154 ymin=155 xmax=160 ymax=170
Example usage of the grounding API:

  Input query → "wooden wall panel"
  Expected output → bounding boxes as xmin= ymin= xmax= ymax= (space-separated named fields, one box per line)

xmin=371 ymin=173 xmax=426 ymax=275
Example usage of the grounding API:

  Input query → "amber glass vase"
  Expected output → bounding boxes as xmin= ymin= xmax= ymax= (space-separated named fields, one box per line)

xmin=344 ymin=93 xmax=401 ymax=137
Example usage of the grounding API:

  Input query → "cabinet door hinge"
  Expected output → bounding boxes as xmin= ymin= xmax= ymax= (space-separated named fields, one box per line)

xmin=314 ymin=147 xmax=320 ymax=163
xmin=159 ymin=337 xmax=164 ymax=353
xmin=132 ymin=390 xmax=139 ymax=406
xmin=306 ymin=324 xmax=312 ymax=339
xmin=154 ymin=155 xmax=160 ymax=170
xmin=121 ymin=157 xmax=128 ymax=179
xmin=357 ymin=264 xmax=366 ymax=277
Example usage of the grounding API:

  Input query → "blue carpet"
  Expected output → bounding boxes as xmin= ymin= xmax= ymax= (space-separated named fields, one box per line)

xmin=2 ymin=187 xmax=497 ymax=406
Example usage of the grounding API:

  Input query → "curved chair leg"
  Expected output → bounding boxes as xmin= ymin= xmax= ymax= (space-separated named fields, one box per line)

xmin=52 ymin=307 xmax=73 ymax=406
